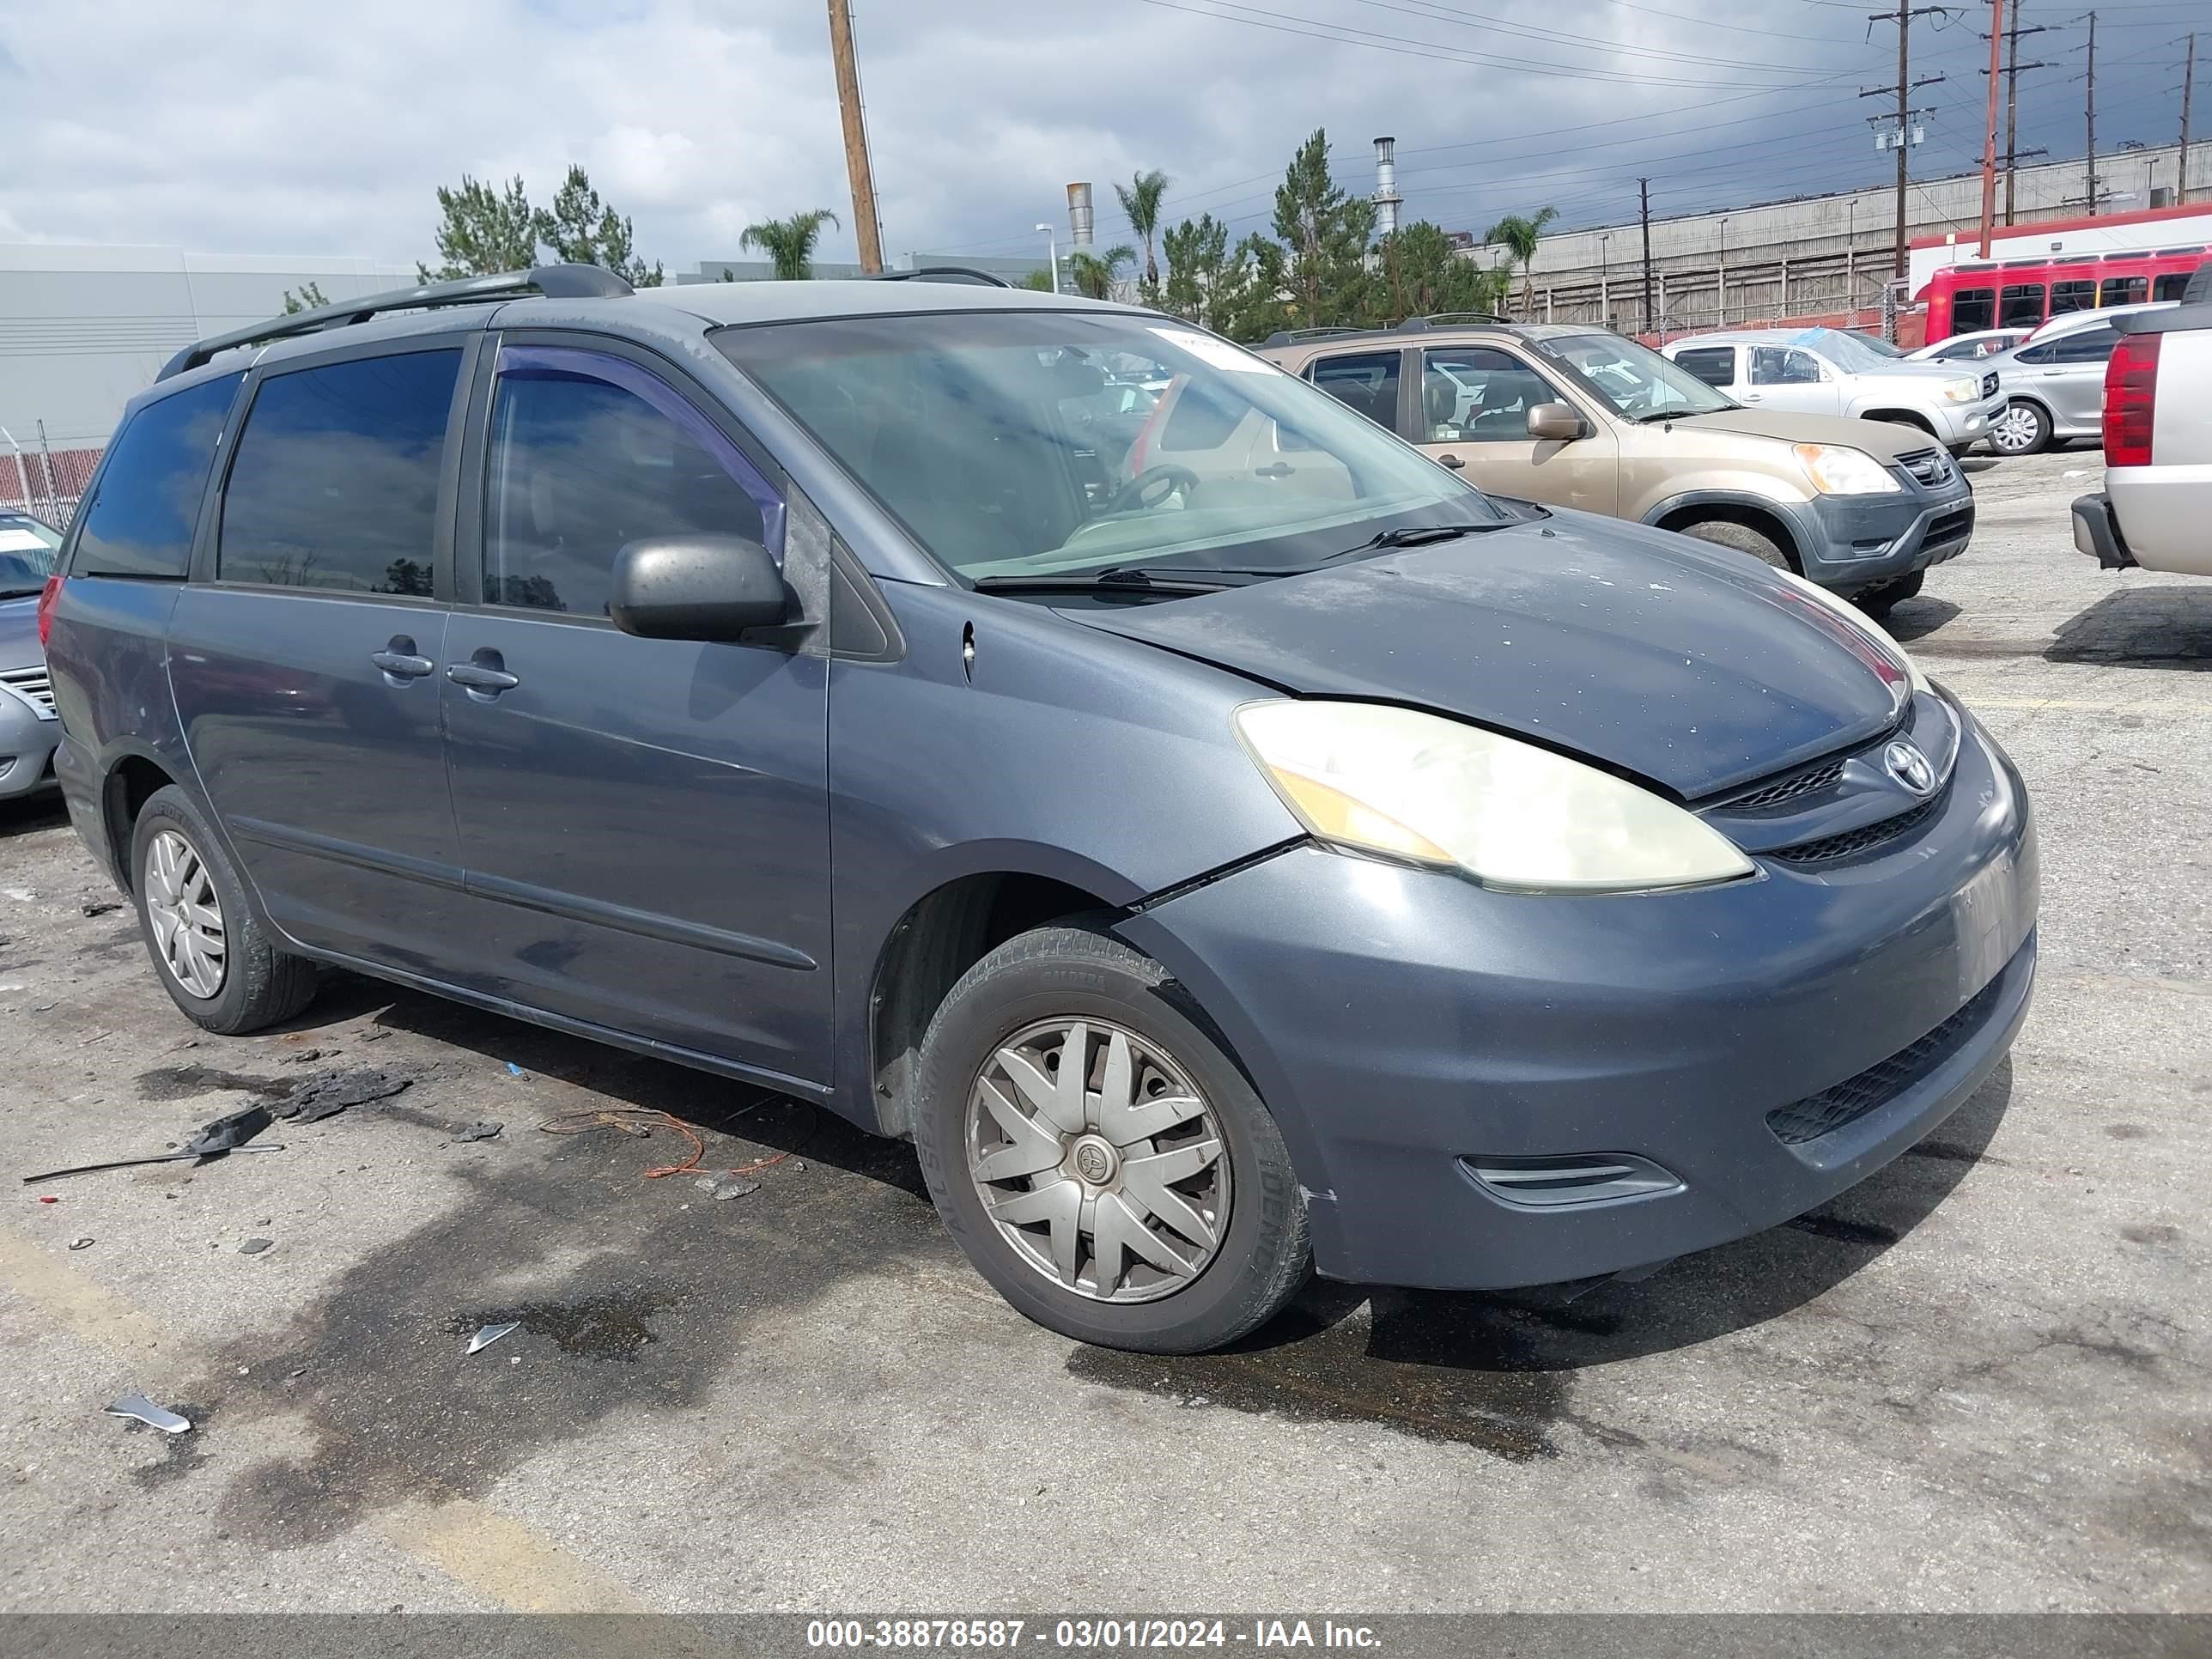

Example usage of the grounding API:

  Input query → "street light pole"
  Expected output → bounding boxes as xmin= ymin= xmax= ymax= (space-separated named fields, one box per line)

xmin=1717 ymin=216 xmax=1729 ymax=329
xmin=1036 ymin=224 xmax=1060 ymax=294
xmin=1599 ymin=231 xmax=1611 ymax=327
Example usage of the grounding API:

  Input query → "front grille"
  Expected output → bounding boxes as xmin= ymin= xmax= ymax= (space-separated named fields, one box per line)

xmin=1766 ymin=969 xmax=2011 ymax=1144
xmin=1981 ymin=370 xmax=2000 ymax=398
xmin=1773 ymin=796 xmax=1939 ymax=864
xmin=1924 ymin=507 xmax=1973 ymax=549
xmin=1726 ymin=758 xmax=1844 ymax=812
xmin=0 ymin=666 xmax=53 ymax=718
xmin=1896 ymin=447 xmax=1950 ymax=488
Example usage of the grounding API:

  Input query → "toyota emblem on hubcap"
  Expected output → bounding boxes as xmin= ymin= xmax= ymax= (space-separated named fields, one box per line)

xmin=1884 ymin=739 xmax=1936 ymax=796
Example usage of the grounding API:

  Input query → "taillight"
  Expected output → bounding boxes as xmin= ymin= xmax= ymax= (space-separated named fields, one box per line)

xmin=35 ymin=574 xmax=63 ymax=648
xmin=2104 ymin=334 xmax=2160 ymax=466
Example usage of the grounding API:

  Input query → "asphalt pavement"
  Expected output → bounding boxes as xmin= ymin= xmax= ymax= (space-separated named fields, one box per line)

xmin=1 ymin=447 xmax=2206 ymax=1615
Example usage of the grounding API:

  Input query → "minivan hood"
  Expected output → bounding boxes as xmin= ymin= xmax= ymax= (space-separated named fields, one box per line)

xmin=0 ymin=595 xmax=39 ymax=674
xmin=1068 ymin=514 xmax=1905 ymax=799
xmin=1668 ymin=407 xmax=1936 ymax=457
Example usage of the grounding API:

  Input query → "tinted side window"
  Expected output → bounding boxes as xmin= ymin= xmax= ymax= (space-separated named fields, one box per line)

xmin=2050 ymin=278 xmax=2096 ymax=315
xmin=219 ymin=350 xmax=460 ymax=595
xmin=1998 ymin=283 xmax=2046 ymax=327
xmin=1308 ymin=351 xmax=1403 ymax=430
xmin=71 ymin=374 xmax=243 ymax=579
xmin=1950 ymin=288 xmax=1996 ymax=332
xmin=2048 ymin=324 xmax=2119 ymax=363
xmin=2100 ymin=275 xmax=2148 ymax=307
xmin=1673 ymin=347 xmax=1735 ymax=387
xmin=2154 ymin=273 xmax=2191 ymax=302
xmin=484 ymin=349 xmax=783 ymax=618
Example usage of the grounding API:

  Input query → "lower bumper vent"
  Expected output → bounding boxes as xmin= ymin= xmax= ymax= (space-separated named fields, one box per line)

xmin=1461 ymin=1152 xmax=1684 ymax=1209
xmin=1766 ymin=969 xmax=2010 ymax=1145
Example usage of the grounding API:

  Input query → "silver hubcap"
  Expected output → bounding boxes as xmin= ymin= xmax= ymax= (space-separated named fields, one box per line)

xmin=966 ymin=1018 xmax=1230 ymax=1304
xmin=1992 ymin=404 xmax=2040 ymax=452
xmin=144 ymin=829 xmax=226 ymax=999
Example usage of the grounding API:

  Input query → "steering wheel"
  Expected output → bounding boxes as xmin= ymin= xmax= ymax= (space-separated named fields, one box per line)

xmin=1107 ymin=465 xmax=1200 ymax=515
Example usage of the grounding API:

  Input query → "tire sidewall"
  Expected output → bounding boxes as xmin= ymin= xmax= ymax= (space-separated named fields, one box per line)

xmin=914 ymin=941 xmax=1304 ymax=1352
xmin=131 ymin=787 xmax=263 ymax=1030
xmin=1995 ymin=401 xmax=2049 ymax=455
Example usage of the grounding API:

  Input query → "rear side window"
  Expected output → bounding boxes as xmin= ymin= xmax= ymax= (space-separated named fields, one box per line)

xmin=218 ymin=349 xmax=460 ymax=595
xmin=1949 ymin=288 xmax=1996 ymax=332
xmin=2154 ymin=273 xmax=2191 ymax=302
xmin=1307 ymin=352 xmax=1402 ymax=430
xmin=483 ymin=348 xmax=783 ymax=618
xmin=1672 ymin=347 xmax=1735 ymax=387
xmin=2047 ymin=324 xmax=2119 ymax=364
xmin=71 ymin=374 xmax=242 ymax=579
xmin=1749 ymin=347 xmax=1821 ymax=386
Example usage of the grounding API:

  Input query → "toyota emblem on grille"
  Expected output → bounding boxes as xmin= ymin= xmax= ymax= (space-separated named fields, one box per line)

xmin=1884 ymin=739 xmax=1936 ymax=796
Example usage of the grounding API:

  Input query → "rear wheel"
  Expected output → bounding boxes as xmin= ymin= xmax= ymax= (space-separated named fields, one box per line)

xmin=1679 ymin=517 xmax=1796 ymax=572
xmin=1990 ymin=400 xmax=2051 ymax=456
xmin=913 ymin=926 xmax=1310 ymax=1353
xmin=131 ymin=785 xmax=318 ymax=1034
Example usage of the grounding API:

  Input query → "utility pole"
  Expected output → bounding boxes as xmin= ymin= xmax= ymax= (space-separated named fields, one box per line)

xmin=2084 ymin=10 xmax=2099 ymax=216
xmin=1988 ymin=2 xmax=2050 ymax=223
xmin=1979 ymin=0 xmax=2006 ymax=256
xmin=1638 ymin=177 xmax=1655 ymax=337
xmin=825 ymin=0 xmax=884 ymax=273
xmin=2181 ymin=33 xmax=2197 ymax=204
xmin=1864 ymin=7 xmax=1947 ymax=299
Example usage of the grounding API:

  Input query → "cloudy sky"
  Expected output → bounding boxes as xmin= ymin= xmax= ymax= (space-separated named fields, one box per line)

xmin=0 ymin=0 xmax=2199 ymax=271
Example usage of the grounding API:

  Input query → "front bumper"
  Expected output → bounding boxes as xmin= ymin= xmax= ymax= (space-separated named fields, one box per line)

xmin=1120 ymin=712 xmax=2038 ymax=1289
xmin=1930 ymin=392 xmax=2006 ymax=448
xmin=1789 ymin=467 xmax=1976 ymax=592
xmin=0 ymin=690 xmax=60 ymax=799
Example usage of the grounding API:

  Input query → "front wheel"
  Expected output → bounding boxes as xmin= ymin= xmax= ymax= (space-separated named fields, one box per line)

xmin=913 ymin=926 xmax=1310 ymax=1353
xmin=1679 ymin=517 xmax=1796 ymax=572
xmin=1990 ymin=400 xmax=2051 ymax=457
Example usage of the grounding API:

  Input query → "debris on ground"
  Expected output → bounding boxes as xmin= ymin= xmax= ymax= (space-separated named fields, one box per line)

xmin=465 ymin=1321 xmax=520 ymax=1355
xmin=275 ymin=1067 xmax=413 ymax=1124
xmin=452 ymin=1121 xmax=503 ymax=1143
xmin=505 ymin=1062 xmax=526 ymax=1077
xmin=359 ymin=1025 xmax=391 ymax=1042
xmin=239 ymin=1237 xmax=273 ymax=1255
xmin=37 ymin=1194 xmax=57 ymax=1204
xmin=104 ymin=1393 xmax=191 ymax=1434
xmin=69 ymin=1237 xmax=93 ymax=1250
xmin=698 ymin=1171 xmax=761 ymax=1201
xmin=539 ymin=1106 xmax=705 ymax=1178
xmin=79 ymin=899 xmax=123 ymax=918
xmin=22 ymin=1105 xmax=283 ymax=1184
xmin=280 ymin=1048 xmax=326 ymax=1066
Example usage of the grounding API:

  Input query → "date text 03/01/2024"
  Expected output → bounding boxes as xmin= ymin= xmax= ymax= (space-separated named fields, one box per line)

xmin=805 ymin=1619 xmax=1384 ymax=1650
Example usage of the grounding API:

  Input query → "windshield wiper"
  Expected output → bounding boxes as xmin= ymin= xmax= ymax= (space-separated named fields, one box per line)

xmin=1322 ymin=521 xmax=1515 ymax=562
xmin=970 ymin=564 xmax=1249 ymax=595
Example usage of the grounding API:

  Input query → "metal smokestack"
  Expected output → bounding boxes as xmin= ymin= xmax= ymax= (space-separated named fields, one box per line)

xmin=1066 ymin=182 xmax=1094 ymax=247
xmin=1372 ymin=137 xmax=1401 ymax=238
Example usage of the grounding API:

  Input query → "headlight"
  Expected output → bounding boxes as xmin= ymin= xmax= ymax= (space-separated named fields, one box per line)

xmin=1793 ymin=443 xmax=1901 ymax=495
xmin=1232 ymin=701 xmax=1753 ymax=894
xmin=1941 ymin=376 xmax=1981 ymax=403
xmin=1776 ymin=568 xmax=1932 ymax=698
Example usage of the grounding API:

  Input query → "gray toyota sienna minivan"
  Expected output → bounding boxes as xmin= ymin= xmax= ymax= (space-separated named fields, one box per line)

xmin=40 ymin=266 xmax=2037 ymax=1353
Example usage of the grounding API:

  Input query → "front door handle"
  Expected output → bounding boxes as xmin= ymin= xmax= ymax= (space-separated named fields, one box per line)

xmin=447 ymin=650 xmax=520 ymax=697
xmin=371 ymin=637 xmax=434 ymax=682
xmin=1253 ymin=461 xmax=1295 ymax=478
xmin=1435 ymin=453 xmax=1466 ymax=470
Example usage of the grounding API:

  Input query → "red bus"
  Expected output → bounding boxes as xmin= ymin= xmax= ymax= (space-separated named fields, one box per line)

xmin=1923 ymin=243 xmax=2207 ymax=343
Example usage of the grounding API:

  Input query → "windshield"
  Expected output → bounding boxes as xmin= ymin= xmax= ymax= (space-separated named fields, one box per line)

xmin=717 ymin=310 xmax=1505 ymax=584
xmin=1796 ymin=327 xmax=1914 ymax=374
xmin=1847 ymin=330 xmax=1908 ymax=358
xmin=1533 ymin=332 xmax=1736 ymax=419
xmin=0 ymin=517 xmax=62 ymax=599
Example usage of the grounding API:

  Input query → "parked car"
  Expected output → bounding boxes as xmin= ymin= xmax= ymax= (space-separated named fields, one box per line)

xmin=2072 ymin=266 xmax=2212 ymax=578
xmin=1909 ymin=328 xmax=2030 ymax=363
xmin=41 ymin=269 xmax=2038 ymax=1354
xmin=1261 ymin=318 xmax=1974 ymax=613
xmin=1983 ymin=301 xmax=2178 ymax=457
xmin=1660 ymin=327 xmax=2007 ymax=456
xmin=0 ymin=511 xmax=64 ymax=799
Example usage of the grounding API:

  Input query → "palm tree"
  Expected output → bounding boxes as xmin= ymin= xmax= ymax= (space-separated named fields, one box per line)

xmin=1066 ymin=245 xmax=1136 ymax=301
xmin=1114 ymin=170 xmax=1172 ymax=295
xmin=739 ymin=209 xmax=841 ymax=281
xmin=1482 ymin=206 xmax=1559 ymax=316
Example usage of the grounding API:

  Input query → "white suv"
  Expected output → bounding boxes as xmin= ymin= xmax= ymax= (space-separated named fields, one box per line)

xmin=1662 ymin=327 xmax=2007 ymax=456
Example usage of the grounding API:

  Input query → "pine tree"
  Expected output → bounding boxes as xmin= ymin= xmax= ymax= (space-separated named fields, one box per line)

xmin=418 ymin=174 xmax=540 ymax=282
xmin=536 ymin=165 xmax=664 ymax=288
xmin=1273 ymin=130 xmax=1374 ymax=330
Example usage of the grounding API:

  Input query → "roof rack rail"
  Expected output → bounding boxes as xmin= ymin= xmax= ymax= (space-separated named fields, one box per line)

xmin=1258 ymin=326 xmax=1366 ymax=347
xmin=1395 ymin=312 xmax=1506 ymax=331
xmin=155 ymin=263 xmax=634 ymax=383
xmin=874 ymin=265 xmax=1014 ymax=287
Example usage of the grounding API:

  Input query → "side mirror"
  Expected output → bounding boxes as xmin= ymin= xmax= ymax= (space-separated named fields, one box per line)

xmin=609 ymin=534 xmax=788 ymax=642
xmin=1527 ymin=402 xmax=1583 ymax=442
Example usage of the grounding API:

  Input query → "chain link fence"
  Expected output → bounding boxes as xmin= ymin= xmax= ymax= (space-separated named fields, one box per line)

xmin=0 ymin=424 xmax=100 ymax=529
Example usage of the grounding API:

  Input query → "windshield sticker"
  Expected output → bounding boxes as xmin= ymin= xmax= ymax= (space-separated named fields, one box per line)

xmin=1149 ymin=327 xmax=1276 ymax=374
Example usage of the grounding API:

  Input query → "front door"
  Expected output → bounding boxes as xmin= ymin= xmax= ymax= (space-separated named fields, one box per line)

xmin=438 ymin=342 xmax=834 ymax=1086
xmin=1413 ymin=346 xmax=1620 ymax=514
xmin=2035 ymin=322 xmax=2120 ymax=430
xmin=1741 ymin=345 xmax=1843 ymax=416
xmin=169 ymin=344 xmax=469 ymax=964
